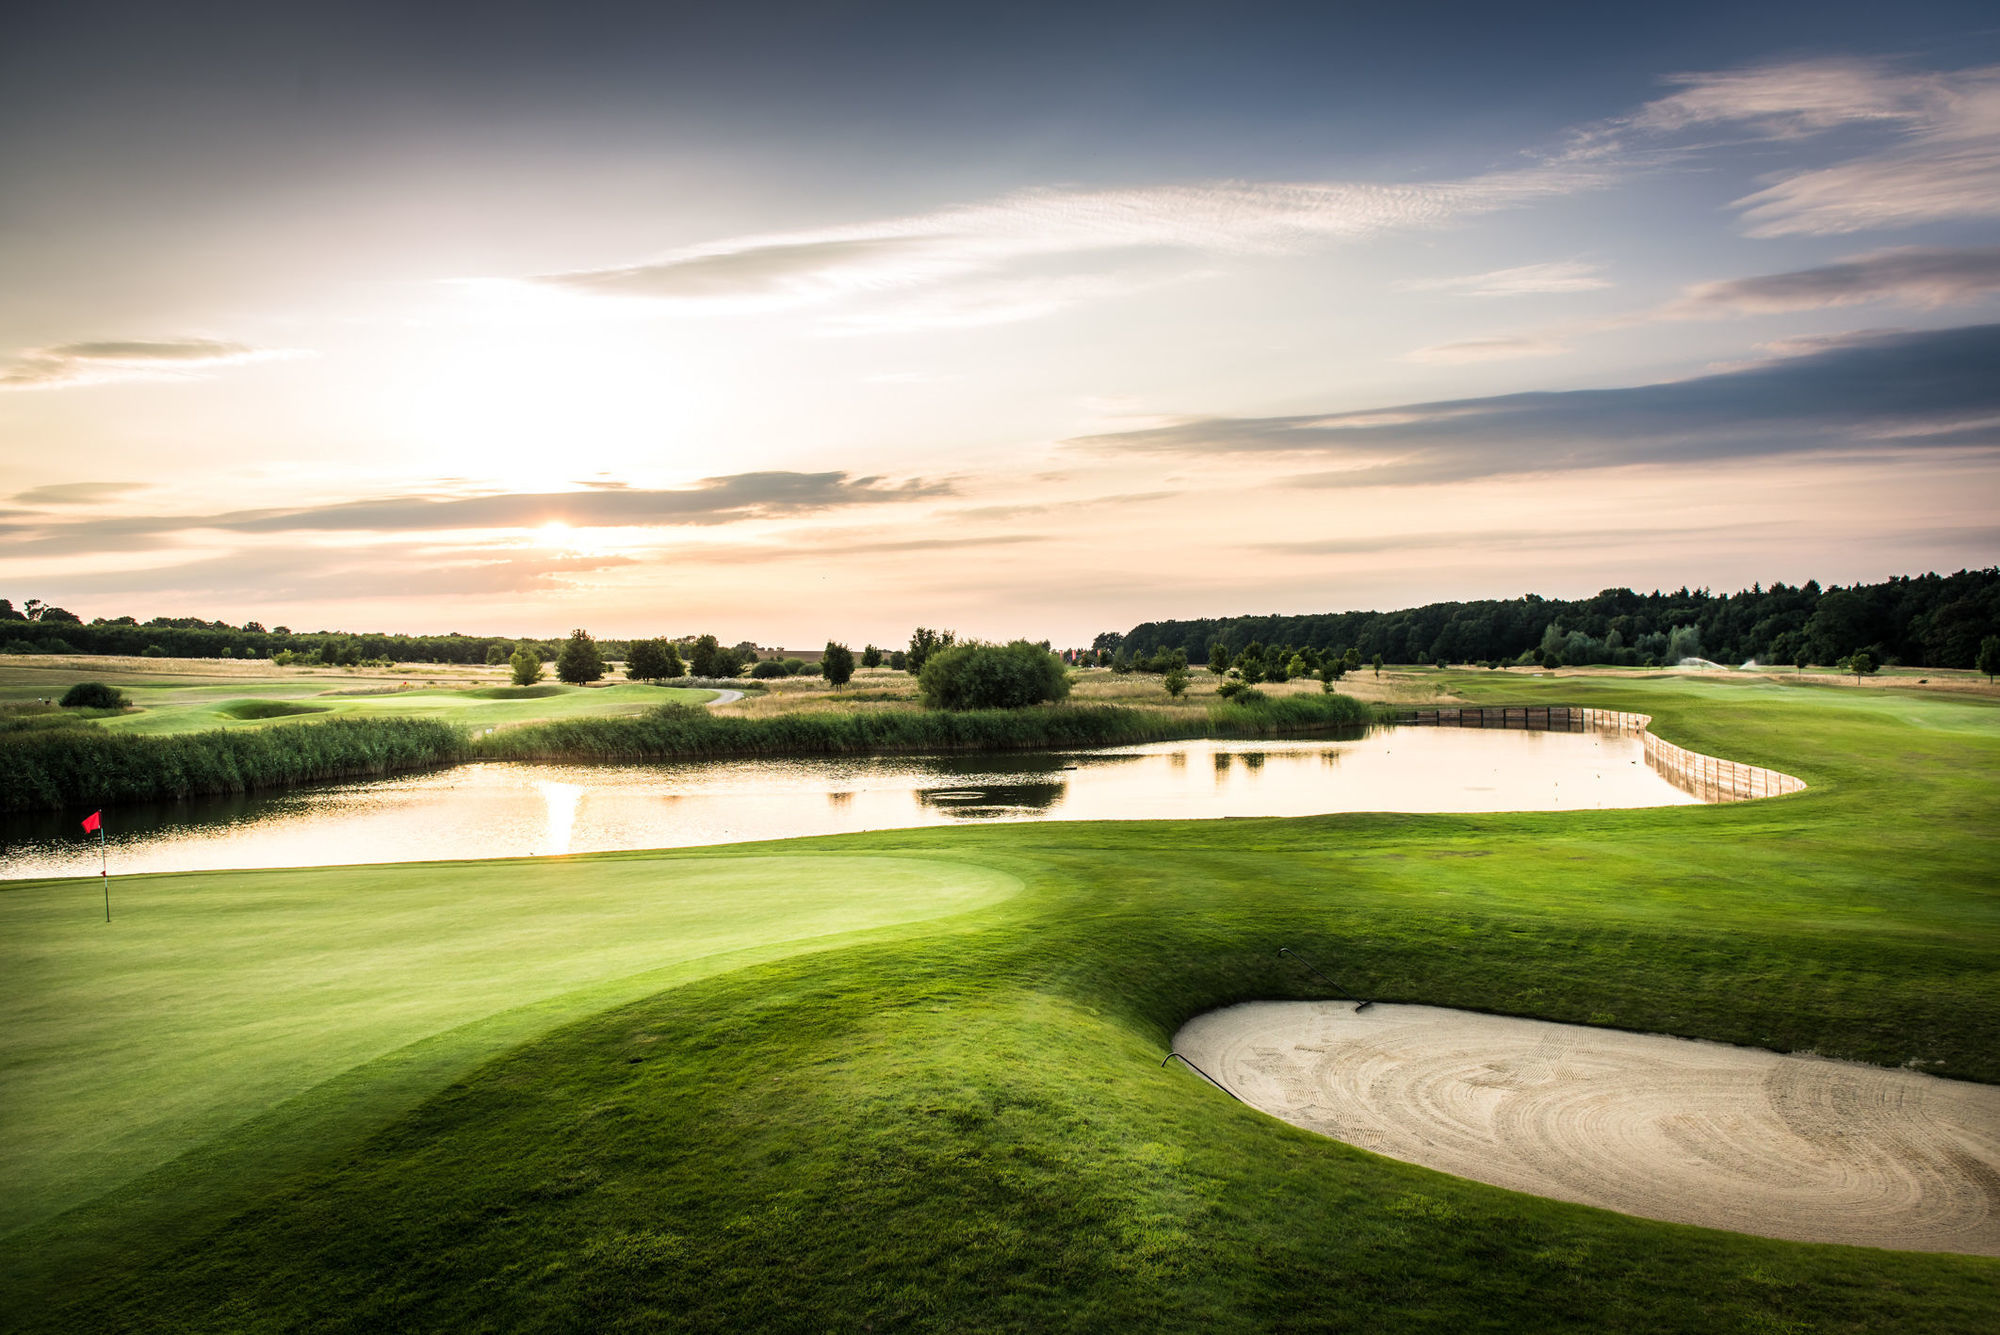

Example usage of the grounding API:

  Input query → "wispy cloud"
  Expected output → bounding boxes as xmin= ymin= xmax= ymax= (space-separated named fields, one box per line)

xmin=1624 ymin=59 xmax=2000 ymax=236
xmin=1397 ymin=261 xmax=1611 ymax=297
xmin=0 ymin=339 xmax=297 ymax=392
xmin=1077 ymin=323 xmax=2000 ymax=484
xmin=1406 ymin=335 xmax=1569 ymax=364
xmin=10 ymin=481 xmax=151 ymax=506
xmin=36 ymin=545 xmax=644 ymax=602
xmin=1662 ymin=246 xmax=2000 ymax=316
xmin=527 ymin=163 xmax=1611 ymax=322
xmin=0 ymin=471 xmax=952 ymax=558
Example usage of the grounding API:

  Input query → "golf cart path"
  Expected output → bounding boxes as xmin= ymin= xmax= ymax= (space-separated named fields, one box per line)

xmin=705 ymin=689 xmax=745 ymax=706
xmin=1175 ymin=1001 xmax=2000 ymax=1254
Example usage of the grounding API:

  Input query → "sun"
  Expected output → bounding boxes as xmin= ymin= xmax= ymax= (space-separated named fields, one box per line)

xmin=533 ymin=521 xmax=575 ymax=551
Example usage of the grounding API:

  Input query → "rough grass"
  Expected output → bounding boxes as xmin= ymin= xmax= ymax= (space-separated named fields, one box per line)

xmin=2 ymin=676 xmax=1996 ymax=1331
xmin=0 ymin=716 xmax=470 ymax=812
xmin=481 ymin=693 xmax=1374 ymax=762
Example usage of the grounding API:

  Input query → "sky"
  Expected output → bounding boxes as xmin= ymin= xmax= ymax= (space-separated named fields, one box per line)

xmin=2 ymin=0 xmax=1998 ymax=644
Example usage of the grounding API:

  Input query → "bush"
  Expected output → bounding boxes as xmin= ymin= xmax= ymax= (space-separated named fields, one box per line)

xmin=509 ymin=646 xmax=544 ymax=686
xmin=140 ymin=645 xmax=166 ymax=658
xmin=821 ymin=642 xmax=855 ymax=687
xmin=918 ymin=641 xmax=1070 ymax=711
xmin=59 ymin=682 xmax=127 ymax=709
xmin=750 ymin=659 xmax=790 ymax=679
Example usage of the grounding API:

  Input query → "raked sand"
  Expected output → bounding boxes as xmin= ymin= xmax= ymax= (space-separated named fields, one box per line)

xmin=1174 ymin=1001 xmax=2000 ymax=1254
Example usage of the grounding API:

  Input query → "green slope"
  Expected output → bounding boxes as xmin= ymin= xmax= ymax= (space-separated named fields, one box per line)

xmin=4 ymin=674 xmax=1998 ymax=1331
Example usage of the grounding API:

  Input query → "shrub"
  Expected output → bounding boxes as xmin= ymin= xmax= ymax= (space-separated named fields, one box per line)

xmin=821 ymin=642 xmax=855 ymax=687
xmin=918 ymin=641 xmax=1070 ymax=711
xmin=509 ymin=645 xmax=544 ymax=686
xmin=750 ymin=659 xmax=790 ymax=679
xmin=59 ymin=682 xmax=127 ymax=709
xmin=1163 ymin=667 xmax=1190 ymax=698
xmin=140 ymin=645 xmax=167 ymax=658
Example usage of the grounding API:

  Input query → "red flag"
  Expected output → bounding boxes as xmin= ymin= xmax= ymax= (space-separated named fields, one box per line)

xmin=81 ymin=811 xmax=101 ymax=834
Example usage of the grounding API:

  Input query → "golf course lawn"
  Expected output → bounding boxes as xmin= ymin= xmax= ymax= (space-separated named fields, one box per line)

xmin=3 ymin=674 xmax=1997 ymax=1331
xmin=92 ymin=681 xmax=714 ymax=735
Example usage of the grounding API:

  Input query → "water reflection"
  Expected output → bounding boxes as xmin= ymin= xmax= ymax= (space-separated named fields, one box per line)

xmin=2 ymin=730 xmax=1707 ymax=880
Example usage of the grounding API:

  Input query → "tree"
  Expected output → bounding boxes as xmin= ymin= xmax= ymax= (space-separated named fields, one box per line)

xmin=509 ymin=644 xmax=544 ymax=686
xmin=1237 ymin=654 xmax=1265 ymax=685
xmin=1207 ymin=641 xmax=1231 ymax=675
xmin=907 ymin=627 xmax=956 ymax=675
xmin=557 ymin=629 xmax=607 ymax=684
xmin=1979 ymin=635 xmax=2000 ymax=683
xmin=1371 ymin=653 xmax=1383 ymax=677
xmin=484 ymin=643 xmax=510 ymax=666
xmin=1842 ymin=649 xmax=1879 ymax=682
xmin=626 ymin=637 xmax=684 ymax=682
xmin=889 ymin=649 xmax=908 ymax=671
xmin=919 ymin=641 xmax=1071 ymax=710
xmin=861 ymin=644 xmax=883 ymax=669
xmin=821 ymin=641 xmax=855 ymax=686
xmin=1163 ymin=666 xmax=1189 ymax=698
xmin=686 ymin=635 xmax=723 ymax=677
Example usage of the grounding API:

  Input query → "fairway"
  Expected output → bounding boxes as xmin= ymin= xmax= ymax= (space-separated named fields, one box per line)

xmin=5 ymin=674 xmax=1999 ymax=1332
xmin=0 ymin=656 xmax=713 ymax=735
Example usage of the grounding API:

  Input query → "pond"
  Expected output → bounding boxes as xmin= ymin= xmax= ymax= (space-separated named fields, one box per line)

xmin=2 ymin=727 xmax=1708 ymax=880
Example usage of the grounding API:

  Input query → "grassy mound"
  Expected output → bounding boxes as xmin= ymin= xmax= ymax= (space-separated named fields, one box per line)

xmin=463 ymin=684 xmax=570 ymax=700
xmin=215 ymin=699 xmax=333 ymax=720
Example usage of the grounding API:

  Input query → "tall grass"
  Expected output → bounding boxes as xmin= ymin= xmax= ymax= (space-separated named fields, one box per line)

xmin=0 ymin=717 xmax=469 ymax=813
xmin=482 ymin=694 xmax=1374 ymax=762
xmin=2 ymin=694 xmax=1375 ymax=811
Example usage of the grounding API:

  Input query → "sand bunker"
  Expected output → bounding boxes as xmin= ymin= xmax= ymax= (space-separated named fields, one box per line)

xmin=1174 ymin=1001 xmax=2000 ymax=1254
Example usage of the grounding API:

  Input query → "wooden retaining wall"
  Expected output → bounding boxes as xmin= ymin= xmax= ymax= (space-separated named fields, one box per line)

xmin=1391 ymin=705 xmax=1805 ymax=803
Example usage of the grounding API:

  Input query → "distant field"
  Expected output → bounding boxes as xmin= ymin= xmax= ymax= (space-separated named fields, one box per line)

xmin=0 ymin=656 xmax=712 ymax=734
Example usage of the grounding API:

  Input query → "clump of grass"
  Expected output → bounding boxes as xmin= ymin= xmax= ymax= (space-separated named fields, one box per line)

xmin=483 ymin=694 xmax=1372 ymax=763
xmin=0 ymin=716 xmax=469 ymax=812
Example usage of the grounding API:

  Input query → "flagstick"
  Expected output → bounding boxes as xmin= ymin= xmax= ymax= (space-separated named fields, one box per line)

xmin=100 ymin=825 xmax=109 ymax=923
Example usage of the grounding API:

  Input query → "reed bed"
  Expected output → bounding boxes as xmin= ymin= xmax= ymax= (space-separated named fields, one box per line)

xmin=482 ymin=693 xmax=1373 ymax=763
xmin=1 ymin=716 xmax=469 ymax=813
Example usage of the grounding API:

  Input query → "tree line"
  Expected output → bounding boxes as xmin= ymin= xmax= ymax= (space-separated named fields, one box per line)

xmin=1114 ymin=569 xmax=2000 ymax=672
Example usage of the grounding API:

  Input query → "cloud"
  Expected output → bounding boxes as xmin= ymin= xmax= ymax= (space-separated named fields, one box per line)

xmin=1397 ymin=261 xmax=1611 ymax=297
xmin=1075 ymin=323 xmax=2000 ymax=484
xmin=0 ymin=338 xmax=296 ymax=391
xmin=37 ymin=545 xmax=643 ymax=602
xmin=1406 ymin=335 xmax=1569 ymax=364
xmin=1662 ymin=247 xmax=2000 ymax=317
xmin=1253 ymin=523 xmax=1745 ymax=557
xmin=10 ymin=481 xmax=150 ymax=506
xmin=526 ymin=163 xmax=1611 ymax=319
xmin=0 ymin=471 xmax=952 ymax=558
xmin=1625 ymin=60 xmax=2000 ymax=236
